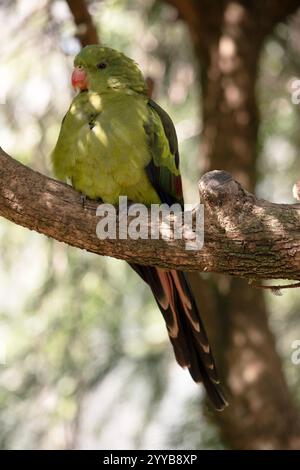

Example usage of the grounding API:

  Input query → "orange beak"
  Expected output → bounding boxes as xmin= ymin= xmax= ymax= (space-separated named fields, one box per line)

xmin=71 ymin=67 xmax=88 ymax=91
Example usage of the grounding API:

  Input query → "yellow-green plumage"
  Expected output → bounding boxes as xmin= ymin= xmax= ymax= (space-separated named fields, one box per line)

xmin=52 ymin=45 xmax=179 ymax=205
xmin=51 ymin=45 xmax=227 ymax=411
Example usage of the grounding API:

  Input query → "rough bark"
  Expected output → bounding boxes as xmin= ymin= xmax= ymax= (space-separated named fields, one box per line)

xmin=165 ymin=0 xmax=300 ymax=449
xmin=0 ymin=148 xmax=299 ymax=282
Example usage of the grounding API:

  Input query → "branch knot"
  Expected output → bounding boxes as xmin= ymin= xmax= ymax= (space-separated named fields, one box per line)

xmin=198 ymin=170 xmax=241 ymax=207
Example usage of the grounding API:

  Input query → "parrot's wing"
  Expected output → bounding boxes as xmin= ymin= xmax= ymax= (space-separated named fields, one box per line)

xmin=137 ymin=99 xmax=228 ymax=411
xmin=144 ymin=99 xmax=184 ymax=207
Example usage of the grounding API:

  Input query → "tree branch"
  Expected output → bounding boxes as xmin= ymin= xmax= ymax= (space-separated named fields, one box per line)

xmin=0 ymin=147 xmax=299 ymax=280
xmin=65 ymin=0 xmax=99 ymax=47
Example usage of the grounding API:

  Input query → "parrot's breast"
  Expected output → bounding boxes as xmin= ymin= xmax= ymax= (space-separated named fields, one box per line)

xmin=52 ymin=91 xmax=160 ymax=205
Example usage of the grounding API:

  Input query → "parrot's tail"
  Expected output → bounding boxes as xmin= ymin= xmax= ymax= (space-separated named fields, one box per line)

xmin=130 ymin=264 xmax=228 ymax=411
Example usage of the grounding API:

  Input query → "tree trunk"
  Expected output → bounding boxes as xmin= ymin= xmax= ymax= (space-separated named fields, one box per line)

xmin=166 ymin=0 xmax=300 ymax=449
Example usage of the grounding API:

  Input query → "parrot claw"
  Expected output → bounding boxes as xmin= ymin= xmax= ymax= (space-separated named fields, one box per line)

xmin=80 ymin=193 xmax=87 ymax=210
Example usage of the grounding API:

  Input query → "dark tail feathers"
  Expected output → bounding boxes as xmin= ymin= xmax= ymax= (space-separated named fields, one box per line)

xmin=130 ymin=264 xmax=228 ymax=411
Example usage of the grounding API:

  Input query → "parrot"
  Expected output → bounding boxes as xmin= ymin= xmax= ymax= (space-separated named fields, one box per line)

xmin=52 ymin=45 xmax=228 ymax=411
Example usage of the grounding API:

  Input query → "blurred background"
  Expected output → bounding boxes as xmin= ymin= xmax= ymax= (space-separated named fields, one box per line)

xmin=0 ymin=0 xmax=300 ymax=449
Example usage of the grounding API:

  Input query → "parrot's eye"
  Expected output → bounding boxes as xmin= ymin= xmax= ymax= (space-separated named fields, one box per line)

xmin=97 ymin=62 xmax=107 ymax=70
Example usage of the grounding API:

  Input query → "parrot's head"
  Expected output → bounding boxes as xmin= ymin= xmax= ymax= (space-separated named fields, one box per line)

xmin=72 ymin=45 xmax=147 ymax=96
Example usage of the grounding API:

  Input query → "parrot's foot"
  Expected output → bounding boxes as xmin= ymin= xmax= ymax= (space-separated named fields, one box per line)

xmin=80 ymin=193 xmax=87 ymax=210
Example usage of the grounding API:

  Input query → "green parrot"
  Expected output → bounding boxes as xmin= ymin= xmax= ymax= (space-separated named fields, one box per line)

xmin=52 ymin=45 xmax=227 ymax=411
